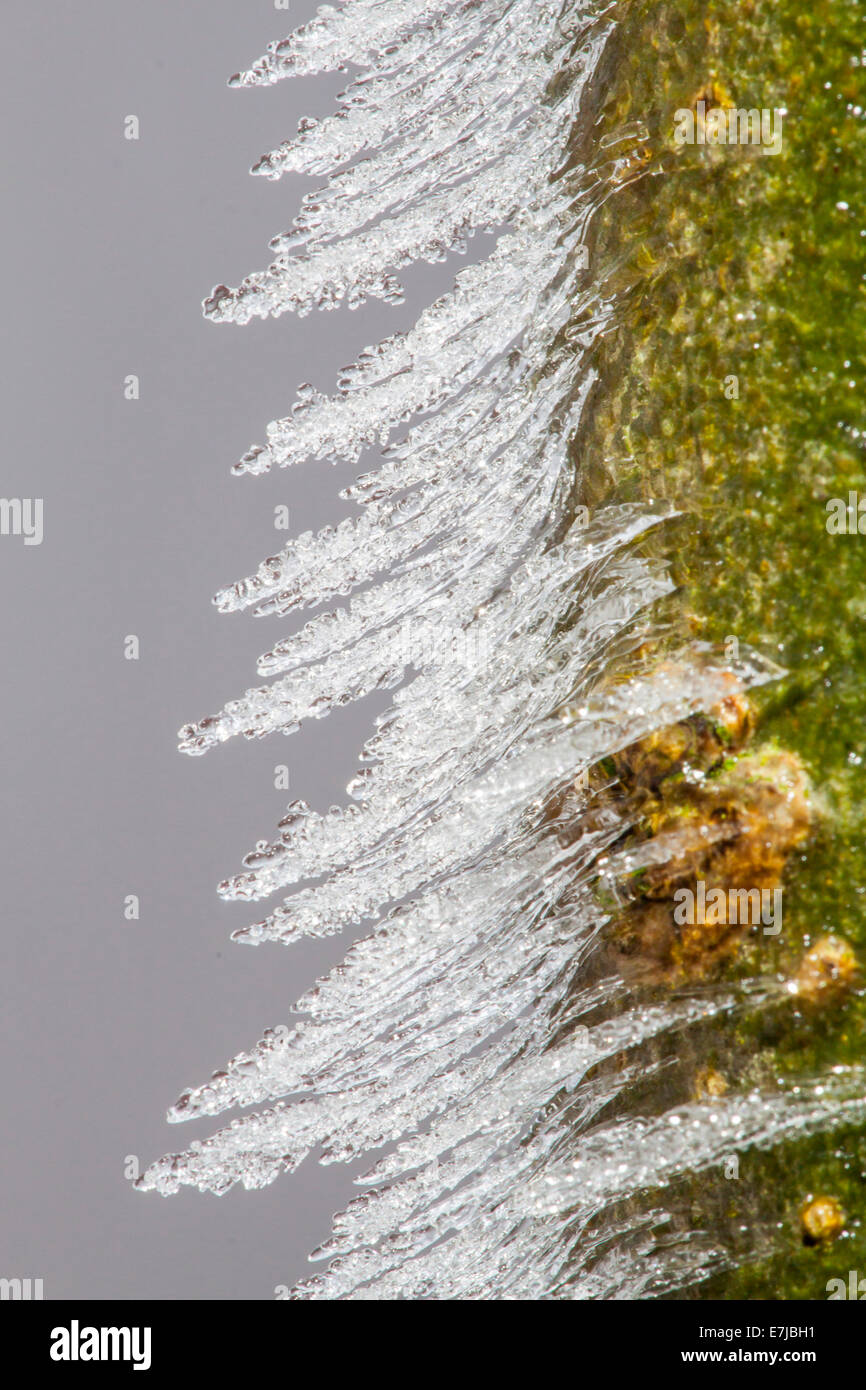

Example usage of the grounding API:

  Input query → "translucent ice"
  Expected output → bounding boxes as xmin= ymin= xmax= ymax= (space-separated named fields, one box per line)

xmin=138 ymin=0 xmax=857 ymax=1300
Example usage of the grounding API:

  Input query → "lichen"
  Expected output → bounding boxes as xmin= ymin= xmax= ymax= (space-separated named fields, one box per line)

xmin=596 ymin=699 xmax=812 ymax=982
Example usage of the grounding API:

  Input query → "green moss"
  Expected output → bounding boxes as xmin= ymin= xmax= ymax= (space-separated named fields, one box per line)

xmin=569 ymin=0 xmax=866 ymax=1297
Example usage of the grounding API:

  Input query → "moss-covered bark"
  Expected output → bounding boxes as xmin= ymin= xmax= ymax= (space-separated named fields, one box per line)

xmin=567 ymin=0 xmax=866 ymax=1297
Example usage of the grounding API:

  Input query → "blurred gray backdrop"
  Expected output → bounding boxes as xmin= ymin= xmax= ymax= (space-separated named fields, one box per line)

xmin=0 ymin=0 xmax=492 ymax=1299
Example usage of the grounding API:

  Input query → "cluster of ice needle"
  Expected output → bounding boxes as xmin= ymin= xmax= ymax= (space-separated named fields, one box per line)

xmin=137 ymin=1 xmax=864 ymax=1298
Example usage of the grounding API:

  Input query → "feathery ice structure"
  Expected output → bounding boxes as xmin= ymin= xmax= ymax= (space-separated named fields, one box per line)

xmin=137 ymin=0 xmax=864 ymax=1299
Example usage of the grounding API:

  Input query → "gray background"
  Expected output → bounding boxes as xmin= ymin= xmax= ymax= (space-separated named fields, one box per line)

xmin=0 ymin=0 xmax=484 ymax=1299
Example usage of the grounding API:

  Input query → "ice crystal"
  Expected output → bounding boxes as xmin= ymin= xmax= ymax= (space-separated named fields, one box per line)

xmin=138 ymin=0 xmax=853 ymax=1299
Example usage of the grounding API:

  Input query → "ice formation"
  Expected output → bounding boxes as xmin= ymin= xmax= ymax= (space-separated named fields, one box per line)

xmin=138 ymin=0 xmax=857 ymax=1298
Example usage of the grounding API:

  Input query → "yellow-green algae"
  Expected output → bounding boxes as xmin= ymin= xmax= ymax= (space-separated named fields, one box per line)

xmin=566 ymin=0 xmax=866 ymax=1297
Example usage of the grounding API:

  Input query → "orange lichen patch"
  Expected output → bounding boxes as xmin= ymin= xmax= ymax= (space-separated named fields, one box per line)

xmin=691 ymin=78 xmax=735 ymax=112
xmin=554 ymin=675 xmax=811 ymax=984
xmin=789 ymin=935 xmax=860 ymax=1008
xmin=800 ymin=1194 xmax=846 ymax=1247
xmin=694 ymin=1067 xmax=728 ymax=1100
xmin=613 ymin=721 xmax=694 ymax=792
xmin=613 ymin=691 xmax=753 ymax=796
xmin=712 ymin=691 xmax=755 ymax=746
xmin=605 ymin=745 xmax=811 ymax=982
xmin=675 ymin=748 xmax=810 ymax=893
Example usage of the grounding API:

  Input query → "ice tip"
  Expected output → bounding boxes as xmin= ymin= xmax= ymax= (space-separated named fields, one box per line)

xmin=203 ymin=284 xmax=232 ymax=317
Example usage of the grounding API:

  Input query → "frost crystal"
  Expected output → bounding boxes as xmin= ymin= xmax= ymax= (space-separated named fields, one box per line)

xmin=138 ymin=1 xmax=850 ymax=1299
